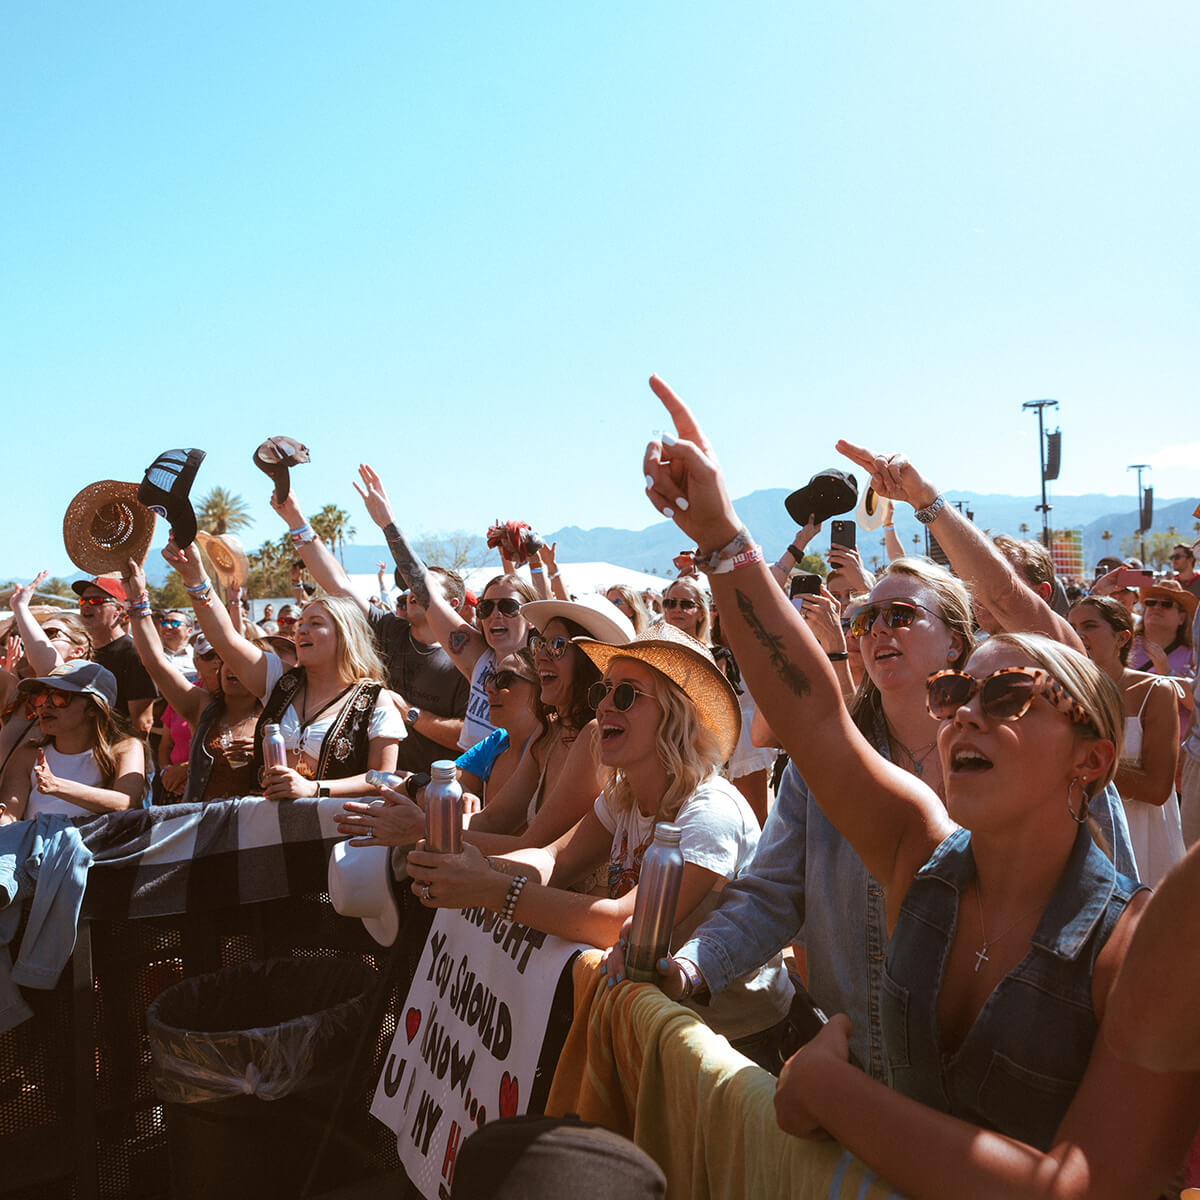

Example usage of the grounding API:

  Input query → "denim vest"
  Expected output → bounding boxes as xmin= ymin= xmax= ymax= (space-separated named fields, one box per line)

xmin=880 ymin=824 xmax=1143 ymax=1150
xmin=181 ymin=700 xmax=220 ymax=806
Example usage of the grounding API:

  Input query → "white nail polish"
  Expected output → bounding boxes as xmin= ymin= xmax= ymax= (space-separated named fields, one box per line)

xmin=662 ymin=432 xmax=677 ymax=447
xmin=645 ymin=475 xmax=655 ymax=490
xmin=676 ymin=497 xmax=689 ymax=511
xmin=663 ymin=506 xmax=674 ymax=518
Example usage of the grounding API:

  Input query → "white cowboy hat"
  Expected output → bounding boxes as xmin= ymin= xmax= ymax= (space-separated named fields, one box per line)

xmin=856 ymin=485 xmax=888 ymax=532
xmin=523 ymin=594 xmax=636 ymax=646
xmin=327 ymin=840 xmax=400 ymax=947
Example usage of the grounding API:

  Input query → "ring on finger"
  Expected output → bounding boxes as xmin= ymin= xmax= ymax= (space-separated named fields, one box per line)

xmin=421 ymin=884 xmax=432 ymax=902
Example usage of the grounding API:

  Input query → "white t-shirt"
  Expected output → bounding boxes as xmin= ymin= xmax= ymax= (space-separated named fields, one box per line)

xmin=594 ymin=775 xmax=791 ymax=1040
xmin=458 ymin=650 xmax=497 ymax=751
xmin=27 ymin=745 xmax=106 ymax=820
xmin=261 ymin=654 xmax=405 ymax=769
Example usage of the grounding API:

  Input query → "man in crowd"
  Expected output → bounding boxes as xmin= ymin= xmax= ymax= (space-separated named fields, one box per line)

xmin=72 ymin=577 xmax=156 ymax=734
xmin=1172 ymin=541 xmax=1200 ymax=600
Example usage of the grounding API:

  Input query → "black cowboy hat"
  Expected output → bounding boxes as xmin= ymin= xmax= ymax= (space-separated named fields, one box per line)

xmin=784 ymin=468 xmax=859 ymax=527
xmin=253 ymin=436 xmax=311 ymax=504
xmin=138 ymin=449 xmax=206 ymax=548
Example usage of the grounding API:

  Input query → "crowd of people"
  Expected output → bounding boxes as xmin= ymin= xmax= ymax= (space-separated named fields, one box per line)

xmin=2 ymin=412 xmax=1199 ymax=1197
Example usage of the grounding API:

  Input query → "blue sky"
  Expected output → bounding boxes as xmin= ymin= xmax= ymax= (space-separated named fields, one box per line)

xmin=3 ymin=3 xmax=1196 ymax=580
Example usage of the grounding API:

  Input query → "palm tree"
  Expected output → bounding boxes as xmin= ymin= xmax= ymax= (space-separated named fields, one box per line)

xmin=311 ymin=505 xmax=356 ymax=566
xmin=197 ymin=487 xmax=252 ymax=536
xmin=1019 ymin=523 xmax=1029 ymax=538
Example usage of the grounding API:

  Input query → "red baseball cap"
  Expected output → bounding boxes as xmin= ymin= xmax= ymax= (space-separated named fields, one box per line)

xmin=71 ymin=576 xmax=127 ymax=603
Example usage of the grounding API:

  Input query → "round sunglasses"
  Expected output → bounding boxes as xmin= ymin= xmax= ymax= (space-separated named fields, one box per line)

xmin=926 ymin=667 xmax=1097 ymax=734
xmin=477 ymin=597 xmax=522 ymax=619
xmin=25 ymin=688 xmax=77 ymax=715
xmin=529 ymin=634 xmax=571 ymax=659
xmin=588 ymin=679 xmax=656 ymax=712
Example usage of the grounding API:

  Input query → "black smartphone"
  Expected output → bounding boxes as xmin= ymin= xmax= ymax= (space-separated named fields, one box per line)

xmin=830 ymin=520 xmax=856 ymax=551
xmin=789 ymin=573 xmax=821 ymax=599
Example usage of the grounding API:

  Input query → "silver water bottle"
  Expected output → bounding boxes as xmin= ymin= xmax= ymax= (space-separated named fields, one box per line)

xmin=424 ymin=760 xmax=462 ymax=854
xmin=365 ymin=770 xmax=406 ymax=792
xmin=626 ymin=823 xmax=685 ymax=983
xmin=261 ymin=723 xmax=287 ymax=770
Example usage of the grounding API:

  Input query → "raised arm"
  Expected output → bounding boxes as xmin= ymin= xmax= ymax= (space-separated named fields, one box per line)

xmin=643 ymin=377 xmax=950 ymax=900
xmin=9 ymin=573 xmax=61 ymax=677
xmin=121 ymin=559 xmax=209 ymax=725
xmin=353 ymin=463 xmax=487 ymax=677
xmin=769 ymin=516 xmax=822 ymax=588
xmin=837 ymin=441 xmax=1083 ymax=651
xmin=161 ymin=539 xmax=270 ymax=700
xmin=269 ymin=488 xmax=366 ymax=613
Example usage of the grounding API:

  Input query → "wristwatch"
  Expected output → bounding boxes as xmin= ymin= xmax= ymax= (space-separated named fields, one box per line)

xmin=405 ymin=707 xmax=422 ymax=728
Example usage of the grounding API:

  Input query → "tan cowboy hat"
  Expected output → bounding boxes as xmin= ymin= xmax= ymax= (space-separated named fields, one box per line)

xmin=63 ymin=480 xmax=156 ymax=576
xmin=196 ymin=531 xmax=250 ymax=591
xmin=1139 ymin=578 xmax=1199 ymax=623
xmin=574 ymin=620 xmax=741 ymax=763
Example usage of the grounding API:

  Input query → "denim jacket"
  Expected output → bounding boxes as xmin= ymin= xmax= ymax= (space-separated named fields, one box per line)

xmin=881 ymin=824 xmax=1143 ymax=1149
xmin=676 ymin=725 xmax=1138 ymax=1084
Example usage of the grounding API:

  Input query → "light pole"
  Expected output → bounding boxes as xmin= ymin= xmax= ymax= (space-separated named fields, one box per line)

xmin=1022 ymin=399 xmax=1060 ymax=548
xmin=1128 ymin=463 xmax=1151 ymax=563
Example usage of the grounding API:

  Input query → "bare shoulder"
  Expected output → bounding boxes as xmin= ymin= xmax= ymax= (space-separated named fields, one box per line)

xmin=1092 ymin=887 xmax=1152 ymax=1022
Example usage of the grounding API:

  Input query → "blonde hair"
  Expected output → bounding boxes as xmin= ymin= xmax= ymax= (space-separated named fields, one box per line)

xmin=850 ymin=557 xmax=974 ymax=731
xmin=605 ymin=585 xmax=652 ymax=634
xmin=600 ymin=665 xmax=723 ymax=822
xmin=39 ymin=612 xmax=93 ymax=660
xmin=301 ymin=596 xmax=387 ymax=685
xmin=664 ymin=578 xmax=711 ymax=644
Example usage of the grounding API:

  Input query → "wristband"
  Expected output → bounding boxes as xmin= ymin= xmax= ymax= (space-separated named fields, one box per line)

xmin=290 ymin=524 xmax=317 ymax=545
xmin=827 ymin=651 xmax=849 ymax=662
xmin=499 ymin=873 xmax=528 ymax=922
xmin=184 ymin=578 xmax=213 ymax=596
xmin=787 ymin=542 xmax=806 ymax=563
xmin=676 ymin=957 xmax=705 ymax=999
xmin=882 ymin=524 xmax=895 ymax=531
xmin=914 ymin=495 xmax=945 ymax=525
xmin=529 ymin=565 xmax=544 ymax=574
xmin=549 ymin=569 xmax=560 ymax=579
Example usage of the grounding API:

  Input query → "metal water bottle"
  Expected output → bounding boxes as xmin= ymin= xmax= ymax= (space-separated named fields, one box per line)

xmin=366 ymin=770 xmax=405 ymax=792
xmin=261 ymin=723 xmax=287 ymax=770
xmin=424 ymin=760 xmax=462 ymax=854
xmin=626 ymin=823 xmax=685 ymax=983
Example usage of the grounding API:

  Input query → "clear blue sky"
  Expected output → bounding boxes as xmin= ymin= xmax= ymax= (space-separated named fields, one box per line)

xmin=3 ymin=3 xmax=1196 ymax=580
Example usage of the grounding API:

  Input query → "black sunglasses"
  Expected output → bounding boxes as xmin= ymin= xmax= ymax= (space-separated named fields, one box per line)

xmin=661 ymin=597 xmax=699 ymax=612
xmin=848 ymin=599 xmax=941 ymax=640
xmin=477 ymin=597 xmax=522 ymax=619
xmin=588 ymin=679 xmax=656 ymax=712
xmin=482 ymin=667 xmax=536 ymax=692
xmin=530 ymin=634 xmax=571 ymax=660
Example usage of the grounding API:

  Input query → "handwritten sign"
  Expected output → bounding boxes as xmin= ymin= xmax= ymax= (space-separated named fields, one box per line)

xmin=372 ymin=905 xmax=584 ymax=1199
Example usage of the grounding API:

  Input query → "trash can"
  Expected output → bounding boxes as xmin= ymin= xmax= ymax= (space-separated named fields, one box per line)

xmin=146 ymin=957 xmax=379 ymax=1200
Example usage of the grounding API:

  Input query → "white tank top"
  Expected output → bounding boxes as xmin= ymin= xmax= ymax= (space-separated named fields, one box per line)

xmin=27 ymin=744 xmax=106 ymax=820
xmin=1120 ymin=687 xmax=1156 ymax=769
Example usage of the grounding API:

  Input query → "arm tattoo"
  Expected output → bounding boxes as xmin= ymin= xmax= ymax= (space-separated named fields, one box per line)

xmin=383 ymin=522 xmax=432 ymax=608
xmin=448 ymin=629 xmax=471 ymax=657
xmin=734 ymin=588 xmax=812 ymax=698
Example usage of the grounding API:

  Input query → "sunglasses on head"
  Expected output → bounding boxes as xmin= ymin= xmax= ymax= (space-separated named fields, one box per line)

xmin=847 ymin=599 xmax=939 ymax=640
xmin=1141 ymin=598 xmax=1180 ymax=610
xmin=926 ymin=667 xmax=1096 ymax=733
xmin=78 ymin=595 xmax=117 ymax=608
xmin=482 ymin=667 xmax=536 ymax=693
xmin=477 ymin=597 xmax=522 ymax=619
xmin=588 ymin=679 xmax=656 ymax=712
xmin=529 ymin=634 xmax=571 ymax=659
xmin=661 ymin=597 xmax=698 ymax=612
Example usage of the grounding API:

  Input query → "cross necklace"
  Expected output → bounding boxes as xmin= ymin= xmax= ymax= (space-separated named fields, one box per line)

xmin=973 ymin=883 xmax=1043 ymax=973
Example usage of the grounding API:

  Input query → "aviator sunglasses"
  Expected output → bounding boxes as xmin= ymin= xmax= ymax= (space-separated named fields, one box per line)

xmin=661 ymin=597 xmax=699 ymax=612
xmin=476 ymin=597 xmax=522 ymax=619
xmin=529 ymin=634 xmax=571 ymax=659
xmin=847 ymin=599 xmax=940 ymax=640
xmin=588 ymin=679 xmax=656 ymax=712
xmin=926 ymin=667 xmax=1097 ymax=733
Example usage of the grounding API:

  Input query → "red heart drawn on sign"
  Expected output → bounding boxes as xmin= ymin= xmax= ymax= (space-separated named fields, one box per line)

xmin=405 ymin=1008 xmax=421 ymax=1043
xmin=499 ymin=1072 xmax=519 ymax=1119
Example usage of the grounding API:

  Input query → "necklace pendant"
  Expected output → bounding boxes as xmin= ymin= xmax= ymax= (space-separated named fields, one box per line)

xmin=912 ymin=760 xmax=924 ymax=777
xmin=974 ymin=944 xmax=989 ymax=973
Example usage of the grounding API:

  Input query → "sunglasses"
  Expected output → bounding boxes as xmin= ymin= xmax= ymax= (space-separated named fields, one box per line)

xmin=661 ymin=597 xmax=698 ymax=612
xmin=1141 ymin=598 xmax=1180 ymax=611
xmin=529 ymin=634 xmax=571 ymax=659
xmin=26 ymin=688 xmax=76 ymax=711
xmin=588 ymin=679 xmax=656 ymax=712
xmin=847 ymin=599 xmax=940 ymax=640
xmin=477 ymin=597 xmax=523 ymax=619
xmin=277 ymin=617 xmax=298 ymax=627
xmin=43 ymin=628 xmax=73 ymax=641
xmin=482 ymin=668 xmax=536 ymax=693
xmin=395 ymin=596 xmax=409 ymax=610
xmin=157 ymin=617 xmax=187 ymax=629
xmin=78 ymin=595 xmax=118 ymax=608
xmin=926 ymin=667 xmax=1096 ymax=733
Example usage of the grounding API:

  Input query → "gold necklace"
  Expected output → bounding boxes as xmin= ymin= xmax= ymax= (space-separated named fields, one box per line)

xmin=973 ymin=884 xmax=1043 ymax=973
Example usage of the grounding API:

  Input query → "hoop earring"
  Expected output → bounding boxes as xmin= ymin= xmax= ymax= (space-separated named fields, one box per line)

xmin=1066 ymin=777 xmax=1090 ymax=825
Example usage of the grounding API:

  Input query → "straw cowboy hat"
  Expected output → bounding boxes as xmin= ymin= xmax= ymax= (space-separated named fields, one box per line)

xmin=574 ymin=620 xmax=742 ymax=763
xmin=327 ymin=839 xmax=400 ymax=947
xmin=1139 ymin=578 xmax=1199 ymax=623
xmin=523 ymin=594 xmax=636 ymax=646
xmin=196 ymin=531 xmax=250 ymax=592
xmin=63 ymin=480 xmax=157 ymax=576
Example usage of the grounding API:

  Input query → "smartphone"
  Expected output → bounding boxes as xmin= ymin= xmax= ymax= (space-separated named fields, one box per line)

xmin=830 ymin=520 xmax=856 ymax=551
xmin=789 ymin=573 xmax=821 ymax=599
xmin=1115 ymin=567 xmax=1153 ymax=588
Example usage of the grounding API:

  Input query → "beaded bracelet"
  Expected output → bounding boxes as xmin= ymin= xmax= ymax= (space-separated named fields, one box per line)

xmin=499 ymin=873 xmax=528 ymax=922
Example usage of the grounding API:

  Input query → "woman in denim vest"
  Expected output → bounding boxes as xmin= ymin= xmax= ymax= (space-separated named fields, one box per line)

xmin=643 ymin=378 xmax=1200 ymax=1199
